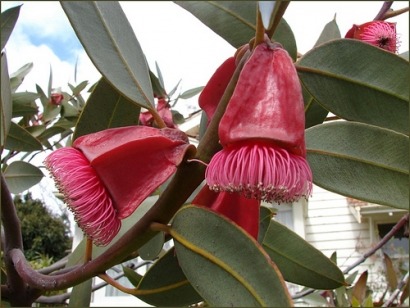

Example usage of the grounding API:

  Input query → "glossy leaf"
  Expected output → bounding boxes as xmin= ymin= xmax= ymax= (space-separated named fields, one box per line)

xmin=73 ymin=77 xmax=141 ymax=140
xmin=1 ymin=53 xmax=12 ymax=151
xmin=133 ymin=247 xmax=203 ymax=306
xmin=262 ymin=219 xmax=346 ymax=289
xmin=303 ymin=16 xmax=341 ymax=128
xmin=61 ymin=1 xmax=154 ymax=109
xmin=174 ymin=1 xmax=297 ymax=60
xmin=306 ymin=121 xmax=409 ymax=210
xmin=137 ymin=232 xmax=165 ymax=261
xmin=297 ymin=39 xmax=409 ymax=135
xmin=171 ymin=205 xmax=292 ymax=307
xmin=5 ymin=122 xmax=43 ymax=152
xmin=3 ymin=161 xmax=44 ymax=194
xmin=1 ymin=5 xmax=21 ymax=50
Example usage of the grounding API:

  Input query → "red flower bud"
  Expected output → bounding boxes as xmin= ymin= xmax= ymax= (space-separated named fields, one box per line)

xmin=345 ymin=21 xmax=398 ymax=53
xmin=192 ymin=186 xmax=260 ymax=239
xmin=50 ymin=93 xmax=64 ymax=105
xmin=45 ymin=126 xmax=194 ymax=245
xmin=198 ymin=57 xmax=236 ymax=125
xmin=206 ymin=41 xmax=312 ymax=204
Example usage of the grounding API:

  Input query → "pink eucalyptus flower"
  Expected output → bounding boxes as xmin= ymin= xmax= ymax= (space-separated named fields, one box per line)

xmin=205 ymin=40 xmax=313 ymax=204
xmin=192 ymin=186 xmax=260 ymax=239
xmin=45 ymin=126 xmax=194 ymax=245
xmin=345 ymin=21 xmax=398 ymax=53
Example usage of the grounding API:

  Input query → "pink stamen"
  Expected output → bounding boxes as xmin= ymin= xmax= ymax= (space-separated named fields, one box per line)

xmin=205 ymin=141 xmax=313 ymax=204
xmin=44 ymin=148 xmax=121 ymax=246
xmin=359 ymin=22 xmax=399 ymax=53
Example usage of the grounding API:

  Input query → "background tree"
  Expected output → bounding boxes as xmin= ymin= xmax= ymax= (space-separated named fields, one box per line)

xmin=13 ymin=193 xmax=72 ymax=262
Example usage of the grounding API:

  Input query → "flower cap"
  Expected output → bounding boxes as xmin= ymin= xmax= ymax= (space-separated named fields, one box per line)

xmin=45 ymin=126 xmax=195 ymax=245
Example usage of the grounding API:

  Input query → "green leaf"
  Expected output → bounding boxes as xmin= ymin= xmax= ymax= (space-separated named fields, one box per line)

xmin=297 ymin=39 xmax=409 ymax=135
xmin=171 ymin=205 xmax=293 ymax=307
xmin=149 ymin=70 xmax=167 ymax=99
xmin=258 ymin=205 xmax=274 ymax=244
xmin=73 ymin=77 xmax=141 ymax=140
xmin=306 ymin=121 xmax=409 ymax=210
xmin=137 ymin=232 xmax=165 ymax=261
xmin=3 ymin=161 xmax=44 ymax=194
xmin=37 ymin=126 xmax=67 ymax=144
xmin=9 ymin=62 xmax=33 ymax=93
xmin=71 ymin=80 xmax=88 ymax=96
xmin=4 ymin=122 xmax=43 ymax=152
xmin=122 ymin=265 xmax=143 ymax=287
xmin=60 ymin=1 xmax=154 ymax=109
xmin=12 ymin=92 xmax=40 ymax=117
xmin=313 ymin=15 xmax=341 ymax=47
xmin=68 ymin=280 xmax=92 ymax=308
xmin=263 ymin=219 xmax=345 ymax=289
xmin=1 ymin=5 xmax=21 ymax=50
xmin=178 ymin=86 xmax=204 ymax=100
xmin=383 ymin=253 xmax=398 ymax=291
xmin=134 ymin=247 xmax=203 ymax=306
xmin=303 ymin=16 xmax=341 ymax=128
xmin=174 ymin=1 xmax=297 ymax=60
xmin=1 ymin=53 xmax=12 ymax=152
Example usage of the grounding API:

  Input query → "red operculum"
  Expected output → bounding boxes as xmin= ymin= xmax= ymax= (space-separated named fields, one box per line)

xmin=74 ymin=126 xmax=194 ymax=219
xmin=44 ymin=147 xmax=121 ymax=246
xmin=192 ymin=186 xmax=260 ymax=239
xmin=218 ymin=41 xmax=306 ymax=156
xmin=198 ymin=57 xmax=236 ymax=125
xmin=205 ymin=140 xmax=312 ymax=204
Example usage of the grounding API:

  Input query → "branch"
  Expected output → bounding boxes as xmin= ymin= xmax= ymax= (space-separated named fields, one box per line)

xmin=382 ymin=272 xmax=409 ymax=307
xmin=9 ymin=49 xmax=251 ymax=293
xmin=382 ymin=7 xmax=410 ymax=20
xmin=292 ymin=213 xmax=410 ymax=299
xmin=374 ymin=1 xmax=393 ymax=20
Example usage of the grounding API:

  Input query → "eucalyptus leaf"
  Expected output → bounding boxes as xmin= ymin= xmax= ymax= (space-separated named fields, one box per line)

xmin=68 ymin=280 xmax=92 ymax=308
xmin=3 ymin=161 xmax=44 ymax=194
xmin=4 ymin=122 xmax=43 ymax=152
xmin=178 ymin=86 xmax=204 ymax=100
xmin=297 ymin=39 xmax=409 ymax=135
xmin=258 ymin=205 xmax=274 ymax=244
xmin=61 ymin=1 xmax=154 ymax=109
xmin=262 ymin=219 xmax=346 ymax=289
xmin=1 ymin=5 xmax=21 ymax=50
xmin=171 ymin=205 xmax=292 ymax=307
xmin=174 ymin=1 xmax=297 ymax=60
xmin=137 ymin=232 xmax=165 ymax=261
xmin=73 ymin=77 xmax=141 ymax=140
xmin=134 ymin=247 xmax=203 ymax=306
xmin=10 ymin=62 xmax=33 ymax=93
xmin=304 ymin=16 xmax=341 ymax=128
xmin=306 ymin=121 xmax=409 ymax=210
xmin=1 ymin=53 xmax=12 ymax=151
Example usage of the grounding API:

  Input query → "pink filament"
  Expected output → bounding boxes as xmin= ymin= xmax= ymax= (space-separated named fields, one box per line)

xmin=44 ymin=148 xmax=121 ymax=246
xmin=359 ymin=22 xmax=398 ymax=53
xmin=205 ymin=142 xmax=313 ymax=204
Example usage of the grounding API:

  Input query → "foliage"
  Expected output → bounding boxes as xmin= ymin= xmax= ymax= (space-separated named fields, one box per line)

xmin=14 ymin=193 xmax=72 ymax=261
xmin=0 ymin=1 xmax=409 ymax=307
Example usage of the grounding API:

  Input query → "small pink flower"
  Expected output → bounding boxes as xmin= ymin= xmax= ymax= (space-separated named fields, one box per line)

xmin=50 ymin=93 xmax=64 ymax=105
xmin=345 ymin=21 xmax=398 ymax=53
xmin=205 ymin=40 xmax=312 ymax=204
xmin=140 ymin=98 xmax=176 ymax=128
xmin=45 ymin=126 xmax=194 ymax=245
